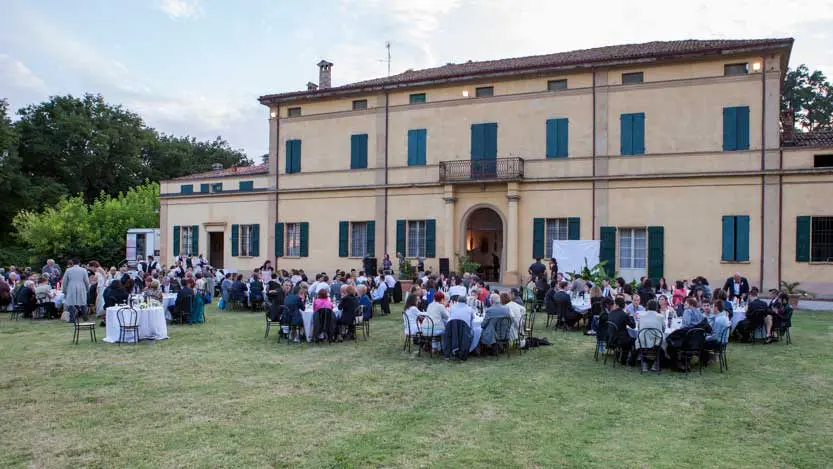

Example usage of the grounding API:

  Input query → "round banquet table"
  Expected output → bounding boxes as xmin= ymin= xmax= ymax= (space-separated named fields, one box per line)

xmin=103 ymin=306 xmax=169 ymax=343
xmin=162 ymin=294 xmax=177 ymax=320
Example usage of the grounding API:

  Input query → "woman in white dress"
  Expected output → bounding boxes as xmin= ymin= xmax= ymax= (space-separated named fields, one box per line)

xmin=88 ymin=261 xmax=109 ymax=316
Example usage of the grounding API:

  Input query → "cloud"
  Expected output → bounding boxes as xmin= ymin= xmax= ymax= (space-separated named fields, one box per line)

xmin=0 ymin=54 xmax=48 ymax=93
xmin=155 ymin=0 xmax=201 ymax=19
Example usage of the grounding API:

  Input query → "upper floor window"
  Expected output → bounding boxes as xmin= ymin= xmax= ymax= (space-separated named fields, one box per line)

xmin=350 ymin=134 xmax=368 ymax=169
xmin=352 ymin=99 xmax=368 ymax=110
xmin=622 ymin=72 xmax=644 ymax=85
xmin=285 ymin=139 xmax=302 ymax=174
xmin=620 ymin=113 xmax=646 ymax=155
xmin=723 ymin=106 xmax=750 ymax=151
xmin=239 ymin=180 xmax=254 ymax=191
xmin=475 ymin=86 xmax=494 ymax=98
xmin=409 ymin=93 xmax=426 ymax=104
xmin=200 ymin=183 xmax=209 ymax=193
xmin=547 ymin=79 xmax=568 ymax=91
xmin=724 ymin=63 xmax=749 ymax=76
xmin=211 ymin=183 xmax=223 ymax=193
xmin=407 ymin=129 xmax=427 ymax=166
xmin=721 ymin=215 xmax=750 ymax=262
xmin=180 ymin=184 xmax=194 ymax=194
xmin=287 ymin=107 xmax=302 ymax=117
xmin=814 ymin=154 xmax=833 ymax=168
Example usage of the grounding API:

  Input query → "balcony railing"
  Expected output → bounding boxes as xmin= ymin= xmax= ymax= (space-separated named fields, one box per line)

xmin=439 ymin=157 xmax=525 ymax=182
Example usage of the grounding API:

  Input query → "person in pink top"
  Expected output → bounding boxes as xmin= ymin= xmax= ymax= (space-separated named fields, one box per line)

xmin=672 ymin=280 xmax=687 ymax=306
xmin=313 ymin=288 xmax=334 ymax=312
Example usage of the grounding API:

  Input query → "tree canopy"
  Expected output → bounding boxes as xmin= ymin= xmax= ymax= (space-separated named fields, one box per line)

xmin=782 ymin=64 xmax=833 ymax=131
xmin=0 ymin=93 xmax=250 ymax=265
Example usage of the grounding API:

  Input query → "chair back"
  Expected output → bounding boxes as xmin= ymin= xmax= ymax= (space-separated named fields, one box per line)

xmin=637 ymin=327 xmax=663 ymax=350
xmin=416 ymin=314 xmax=434 ymax=337
xmin=517 ymin=314 xmax=527 ymax=338
xmin=116 ymin=307 xmax=139 ymax=328
xmin=605 ymin=322 xmax=620 ymax=347
xmin=682 ymin=328 xmax=707 ymax=352
xmin=402 ymin=311 xmax=413 ymax=336
xmin=353 ymin=306 xmax=364 ymax=324
xmin=717 ymin=326 xmax=730 ymax=345
xmin=494 ymin=317 xmax=512 ymax=342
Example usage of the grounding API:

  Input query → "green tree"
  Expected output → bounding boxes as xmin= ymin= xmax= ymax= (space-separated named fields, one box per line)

xmin=13 ymin=182 xmax=160 ymax=267
xmin=782 ymin=64 xmax=833 ymax=131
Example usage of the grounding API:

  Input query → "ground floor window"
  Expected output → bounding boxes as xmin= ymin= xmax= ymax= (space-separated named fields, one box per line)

xmin=350 ymin=222 xmax=368 ymax=258
xmin=407 ymin=221 xmax=427 ymax=257
xmin=812 ymin=216 xmax=833 ymax=262
xmin=619 ymin=228 xmax=647 ymax=269
xmin=181 ymin=226 xmax=195 ymax=256
xmin=545 ymin=218 xmax=569 ymax=259
xmin=286 ymin=223 xmax=301 ymax=257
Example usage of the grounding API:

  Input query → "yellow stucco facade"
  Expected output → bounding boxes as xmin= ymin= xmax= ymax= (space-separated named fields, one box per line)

xmin=160 ymin=39 xmax=833 ymax=294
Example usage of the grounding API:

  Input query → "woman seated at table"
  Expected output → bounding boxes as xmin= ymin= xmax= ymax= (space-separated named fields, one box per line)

xmin=586 ymin=286 xmax=605 ymax=335
xmin=103 ymin=279 xmax=129 ymax=309
xmin=671 ymin=281 xmax=687 ymax=306
xmin=403 ymin=293 xmax=421 ymax=338
xmin=281 ymin=286 xmax=306 ymax=342
xmin=249 ymin=274 xmax=265 ymax=309
xmin=15 ymin=280 xmax=37 ymax=318
xmin=313 ymin=288 xmax=333 ymax=312
xmin=621 ymin=283 xmax=634 ymax=303
xmin=230 ymin=274 xmax=248 ymax=307
xmin=143 ymin=280 xmax=164 ymax=303
xmin=423 ymin=291 xmax=449 ymax=336
xmin=357 ymin=284 xmax=372 ymax=321
xmin=169 ymin=279 xmax=195 ymax=324
xmin=337 ymin=285 xmax=360 ymax=339
xmin=657 ymin=294 xmax=676 ymax=321
xmin=34 ymin=275 xmax=57 ymax=319
xmin=480 ymin=293 xmax=512 ymax=351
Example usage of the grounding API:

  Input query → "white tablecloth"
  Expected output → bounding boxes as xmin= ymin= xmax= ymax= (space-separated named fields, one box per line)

xmin=53 ymin=291 xmax=64 ymax=307
xmin=731 ymin=306 xmax=747 ymax=329
xmin=103 ymin=306 xmax=168 ymax=343
xmin=470 ymin=316 xmax=483 ymax=352
xmin=162 ymin=294 xmax=177 ymax=320
xmin=573 ymin=301 xmax=591 ymax=312
xmin=300 ymin=308 xmax=341 ymax=342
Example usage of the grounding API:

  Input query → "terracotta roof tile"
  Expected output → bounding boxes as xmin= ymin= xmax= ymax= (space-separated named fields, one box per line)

xmin=782 ymin=130 xmax=833 ymax=149
xmin=172 ymin=164 xmax=268 ymax=181
xmin=260 ymin=38 xmax=793 ymax=103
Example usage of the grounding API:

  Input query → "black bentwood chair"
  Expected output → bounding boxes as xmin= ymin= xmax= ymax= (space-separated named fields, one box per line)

xmin=116 ymin=307 xmax=140 ymax=345
xmin=72 ymin=313 xmax=97 ymax=344
xmin=637 ymin=328 xmax=664 ymax=373
xmin=493 ymin=316 xmax=513 ymax=358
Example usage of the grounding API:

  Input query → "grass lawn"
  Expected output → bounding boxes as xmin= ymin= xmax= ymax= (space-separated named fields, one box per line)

xmin=1 ymin=306 xmax=832 ymax=468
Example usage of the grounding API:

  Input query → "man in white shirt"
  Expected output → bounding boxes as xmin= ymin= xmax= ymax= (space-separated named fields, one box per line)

xmin=447 ymin=277 xmax=467 ymax=299
xmin=357 ymin=271 xmax=368 ymax=285
xmin=309 ymin=274 xmax=328 ymax=298
xmin=372 ymin=281 xmax=387 ymax=301
xmin=384 ymin=274 xmax=396 ymax=289
xmin=448 ymin=296 xmax=475 ymax=328
xmin=625 ymin=294 xmax=646 ymax=317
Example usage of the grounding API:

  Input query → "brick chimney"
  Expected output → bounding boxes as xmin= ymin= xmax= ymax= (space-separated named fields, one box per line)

xmin=781 ymin=110 xmax=795 ymax=142
xmin=306 ymin=82 xmax=318 ymax=91
xmin=317 ymin=60 xmax=333 ymax=89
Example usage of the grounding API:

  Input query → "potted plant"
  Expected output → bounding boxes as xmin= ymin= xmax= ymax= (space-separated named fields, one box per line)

xmin=456 ymin=252 xmax=480 ymax=276
xmin=397 ymin=259 xmax=416 ymax=299
xmin=779 ymin=281 xmax=814 ymax=307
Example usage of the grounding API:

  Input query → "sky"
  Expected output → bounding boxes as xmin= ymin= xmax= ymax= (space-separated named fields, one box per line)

xmin=2 ymin=0 xmax=832 ymax=159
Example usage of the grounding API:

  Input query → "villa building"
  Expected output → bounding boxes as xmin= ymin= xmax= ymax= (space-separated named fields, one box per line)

xmin=159 ymin=37 xmax=833 ymax=294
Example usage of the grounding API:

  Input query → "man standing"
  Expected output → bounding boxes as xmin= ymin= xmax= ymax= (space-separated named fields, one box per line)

xmin=42 ymin=259 xmax=62 ymax=288
xmin=528 ymin=257 xmax=546 ymax=281
xmin=722 ymin=272 xmax=749 ymax=301
xmin=61 ymin=259 xmax=90 ymax=322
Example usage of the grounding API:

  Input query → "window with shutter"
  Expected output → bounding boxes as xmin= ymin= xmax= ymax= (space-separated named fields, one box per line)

xmin=351 ymin=134 xmax=368 ymax=169
xmin=407 ymin=129 xmax=427 ymax=166
xmin=546 ymin=118 xmax=568 ymax=158
xmin=723 ymin=106 xmax=750 ymax=151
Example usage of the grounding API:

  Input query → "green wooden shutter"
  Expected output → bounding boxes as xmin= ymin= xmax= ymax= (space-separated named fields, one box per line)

xmin=172 ymin=225 xmax=180 ymax=256
xmin=285 ymin=140 xmax=293 ymax=173
xmin=425 ymin=219 xmax=436 ymax=258
xmin=735 ymin=216 xmax=750 ymax=261
xmin=557 ymin=118 xmax=569 ymax=157
xmin=721 ymin=216 xmax=736 ymax=261
xmin=567 ymin=217 xmax=580 ymax=240
xmin=736 ymin=106 xmax=750 ymax=150
xmin=620 ymin=114 xmax=633 ymax=155
xmin=416 ymin=129 xmax=426 ymax=165
xmin=366 ymin=221 xmax=375 ymax=257
xmin=723 ymin=107 xmax=737 ymax=151
xmin=180 ymin=184 xmax=193 ymax=194
xmin=600 ymin=227 xmax=617 ymax=277
xmin=407 ymin=130 xmax=418 ymax=166
xmin=647 ymin=226 xmax=664 ymax=282
xmin=633 ymin=113 xmax=645 ymax=154
xmin=299 ymin=222 xmax=309 ymax=257
xmin=483 ymin=123 xmax=498 ymax=158
xmin=796 ymin=216 xmax=811 ymax=262
xmin=546 ymin=119 xmax=558 ymax=158
xmin=191 ymin=225 xmax=199 ymax=255
xmin=200 ymin=183 xmax=209 ymax=193
xmin=231 ymin=224 xmax=239 ymax=257
xmin=351 ymin=134 xmax=368 ymax=169
xmin=293 ymin=140 xmax=302 ymax=173
xmin=251 ymin=224 xmax=260 ymax=257
xmin=396 ymin=220 xmax=406 ymax=257
xmin=338 ymin=221 xmax=349 ymax=257
xmin=471 ymin=124 xmax=484 ymax=160
xmin=532 ymin=218 xmax=545 ymax=259
xmin=275 ymin=223 xmax=284 ymax=257
xmin=239 ymin=181 xmax=254 ymax=191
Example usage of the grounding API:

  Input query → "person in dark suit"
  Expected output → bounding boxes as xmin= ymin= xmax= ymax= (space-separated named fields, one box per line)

xmin=281 ymin=286 xmax=306 ymax=342
xmin=607 ymin=296 xmax=636 ymax=364
xmin=169 ymin=279 xmax=195 ymax=323
xmin=15 ymin=280 xmax=37 ymax=319
xmin=552 ymin=281 xmax=581 ymax=329
xmin=722 ymin=272 xmax=750 ymax=301
xmin=267 ymin=276 xmax=289 ymax=322
xmin=103 ymin=280 xmax=129 ymax=309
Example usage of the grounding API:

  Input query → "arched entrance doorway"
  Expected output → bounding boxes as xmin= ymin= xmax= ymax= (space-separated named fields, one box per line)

xmin=462 ymin=207 xmax=504 ymax=282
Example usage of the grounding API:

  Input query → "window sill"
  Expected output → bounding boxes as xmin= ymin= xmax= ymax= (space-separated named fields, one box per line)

xmin=282 ymin=256 xmax=303 ymax=259
xmin=808 ymin=262 xmax=833 ymax=265
xmin=720 ymin=260 xmax=751 ymax=264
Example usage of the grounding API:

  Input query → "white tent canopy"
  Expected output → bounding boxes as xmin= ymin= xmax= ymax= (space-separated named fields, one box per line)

xmin=553 ymin=240 xmax=600 ymax=275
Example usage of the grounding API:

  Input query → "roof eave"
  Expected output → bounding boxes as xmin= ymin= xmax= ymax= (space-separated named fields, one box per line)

xmin=258 ymin=40 xmax=795 ymax=107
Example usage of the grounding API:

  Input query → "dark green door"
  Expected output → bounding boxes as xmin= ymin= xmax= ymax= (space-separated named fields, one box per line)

xmin=471 ymin=123 xmax=497 ymax=179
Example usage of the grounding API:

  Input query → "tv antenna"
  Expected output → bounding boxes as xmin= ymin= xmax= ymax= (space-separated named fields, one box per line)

xmin=378 ymin=41 xmax=391 ymax=76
